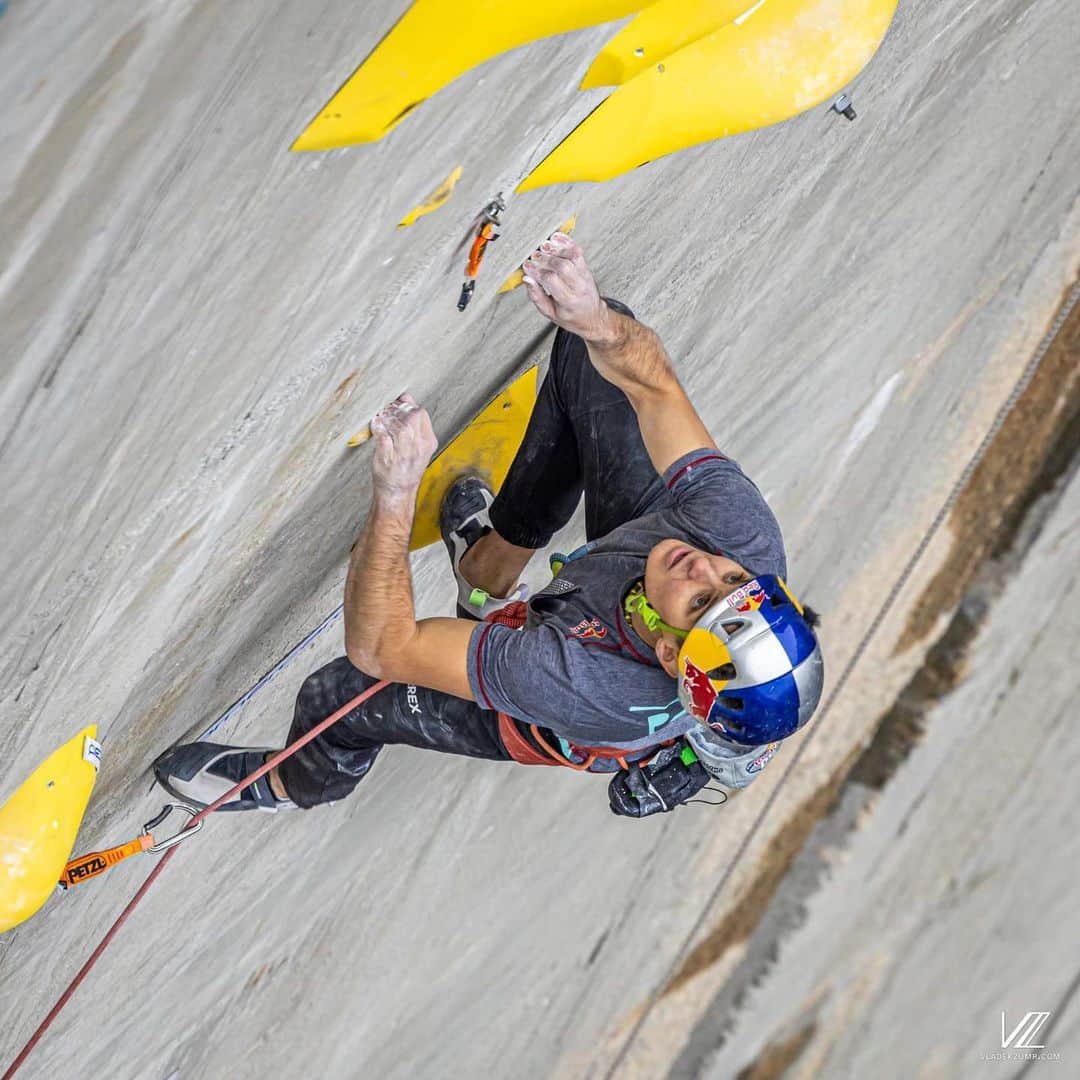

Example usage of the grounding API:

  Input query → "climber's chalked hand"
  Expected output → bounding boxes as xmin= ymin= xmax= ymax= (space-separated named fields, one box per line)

xmin=370 ymin=394 xmax=438 ymax=504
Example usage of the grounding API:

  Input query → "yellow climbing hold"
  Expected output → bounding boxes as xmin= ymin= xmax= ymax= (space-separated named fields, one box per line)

xmin=410 ymin=365 xmax=538 ymax=549
xmin=498 ymin=216 xmax=578 ymax=293
xmin=291 ymin=0 xmax=645 ymax=151
xmin=398 ymin=165 xmax=464 ymax=228
xmin=0 ymin=725 xmax=101 ymax=933
xmin=581 ymin=0 xmax=756 ymax=88
xmin=518 ymin=0 xmax=899 ymax=191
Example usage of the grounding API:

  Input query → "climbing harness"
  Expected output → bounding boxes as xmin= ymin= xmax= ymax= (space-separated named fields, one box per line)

xmin=484 ymin=597 xmax=671 ymax=775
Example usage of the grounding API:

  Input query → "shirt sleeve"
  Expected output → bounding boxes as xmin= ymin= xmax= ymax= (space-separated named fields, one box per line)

xmin=662 ymin=448 xmax=787 ymax=579
xmin=468 ymin=619 xmax=633 ymax=744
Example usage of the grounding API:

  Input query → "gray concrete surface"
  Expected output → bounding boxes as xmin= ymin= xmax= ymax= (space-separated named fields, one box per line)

xmin=0 ymin=0 xmax=1078 ymax=1077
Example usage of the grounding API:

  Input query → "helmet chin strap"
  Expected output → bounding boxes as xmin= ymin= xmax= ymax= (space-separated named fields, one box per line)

xmin=624 ymin=581 xmax=689 ymax=640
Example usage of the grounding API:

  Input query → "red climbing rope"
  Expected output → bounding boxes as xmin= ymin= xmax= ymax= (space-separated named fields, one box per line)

xmin=1 ymin=679 xmax=391 ymax=1080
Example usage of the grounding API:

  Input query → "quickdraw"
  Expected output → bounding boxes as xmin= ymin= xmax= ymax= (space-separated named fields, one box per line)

xmin=57 ymin=803 xmax=202 ymax=891
xmin=457 ymin=193 xmax=505 ymax=311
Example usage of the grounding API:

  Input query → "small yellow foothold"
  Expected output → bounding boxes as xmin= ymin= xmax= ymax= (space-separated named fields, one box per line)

xmin=398 ymin=165 xmax=464 ymax=228
xmin=498 ymin=216 xmax=578 ymax=293
xmin=347 ymin=426 xmax=374 ymax=448
xmin=498 ymin=269 xmax=526 ymax=294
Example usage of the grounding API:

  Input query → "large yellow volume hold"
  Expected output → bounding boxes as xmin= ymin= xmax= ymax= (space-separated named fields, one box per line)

xmin=292 ymin=0 xmax=646 ymax=151
xmin=519 ymin=0 xmax=899 ymax=191
xmin=581 ymin=0 xmax=759 ymax=88
xmin=0 ymin=725 xmax=101 ymax=932
xmin=410 ymin=365 xmax=538 ymax=550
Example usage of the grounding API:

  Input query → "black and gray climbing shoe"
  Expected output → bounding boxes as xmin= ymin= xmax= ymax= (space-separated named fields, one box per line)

xmin=440 ymin=475 xmax=528 ymax=620
xmin=153 ymin=742 xmax=296 ymax=812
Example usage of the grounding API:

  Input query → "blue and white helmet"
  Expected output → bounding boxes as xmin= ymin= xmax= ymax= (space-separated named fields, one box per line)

xmin=676 ymin=575 xmax=823 ymax=746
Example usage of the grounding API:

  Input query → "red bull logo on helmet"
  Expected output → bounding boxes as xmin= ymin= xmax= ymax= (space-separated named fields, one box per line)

xmin=727 ymin=579 xmax=766 ymax=614
xmin=681 ymin=658 xmax=718 ymax=722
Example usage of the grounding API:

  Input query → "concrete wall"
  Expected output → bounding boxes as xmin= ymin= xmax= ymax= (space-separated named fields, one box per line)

xmin=1 ymin=0 xmax=1077 ymax=1076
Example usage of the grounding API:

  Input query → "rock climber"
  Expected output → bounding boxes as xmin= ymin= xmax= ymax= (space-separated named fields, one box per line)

xmin=154 ymin=234 xmax=824 ymax=818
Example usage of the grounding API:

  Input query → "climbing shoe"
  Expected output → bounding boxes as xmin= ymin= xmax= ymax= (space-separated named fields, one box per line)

xmin=440 ymin=474 xmax=529 ymax=620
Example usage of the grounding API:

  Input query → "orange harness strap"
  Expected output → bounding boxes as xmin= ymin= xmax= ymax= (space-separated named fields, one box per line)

xmin=496 ymin=715 xmax=662 ymax=774
xmin=528 ymin=725 xmax=596 ymax=771
xmin=485 ymin=604 xmax=662 ymax=773
xmin=497 ymin=713 xmax=561 ymax=767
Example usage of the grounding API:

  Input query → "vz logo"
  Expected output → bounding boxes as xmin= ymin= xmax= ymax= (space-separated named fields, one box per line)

xmin=1001 ymin=1011 xmax=1051 ymax=1049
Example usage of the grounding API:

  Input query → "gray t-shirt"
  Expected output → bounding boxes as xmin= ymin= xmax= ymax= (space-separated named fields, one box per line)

xmin=466 ymin=448 xmax=787 ymax=760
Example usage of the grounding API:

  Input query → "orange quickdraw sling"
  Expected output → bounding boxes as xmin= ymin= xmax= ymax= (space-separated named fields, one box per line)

xmin=57 ymin=803 xmax=202 ymax=891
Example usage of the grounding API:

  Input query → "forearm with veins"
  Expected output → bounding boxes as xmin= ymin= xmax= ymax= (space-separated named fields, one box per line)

xmin=344 ymin=491 xmax=418 ymax=674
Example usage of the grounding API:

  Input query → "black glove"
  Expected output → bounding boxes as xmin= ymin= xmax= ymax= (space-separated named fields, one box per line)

xmin=608 ymin=745 xmax=711 ymax=818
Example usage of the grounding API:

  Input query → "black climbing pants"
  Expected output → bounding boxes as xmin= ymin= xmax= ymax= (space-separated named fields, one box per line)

xmin=279 ymin=300 xmax=667 ymax=808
